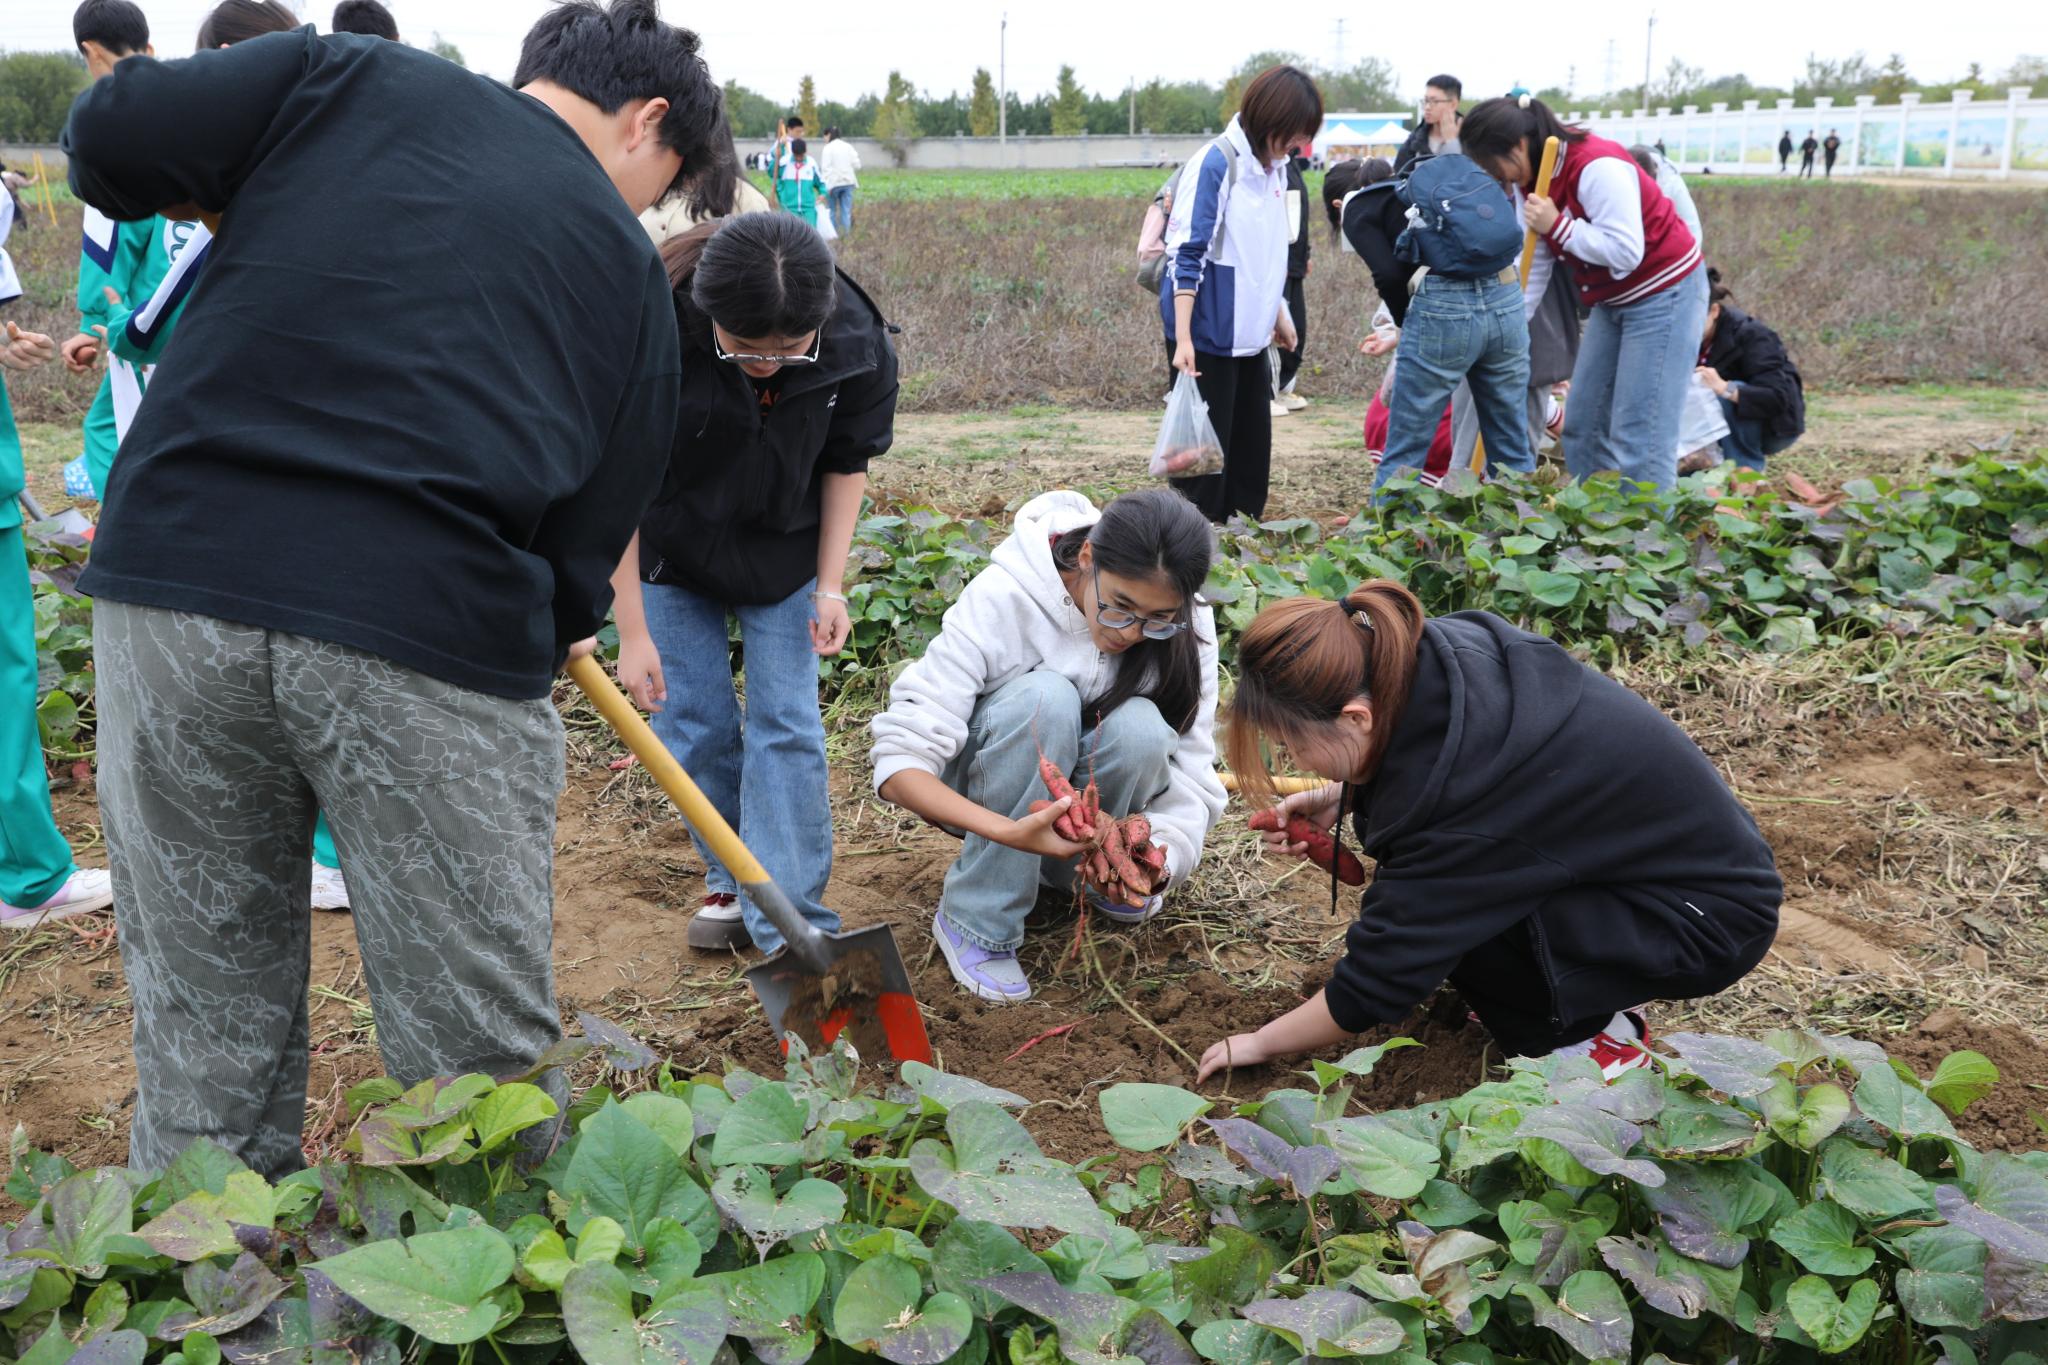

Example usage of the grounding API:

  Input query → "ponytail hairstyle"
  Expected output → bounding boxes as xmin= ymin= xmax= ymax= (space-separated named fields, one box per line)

xmin=1225 ymin=581 xmax=1427 ymax=806
xmin=1705 ymin=264 xmax=1733 ymax=307
xmin=1458 ymin=94 xmax=1589 ymax=187
xmin=195 ymin=0 xmax=295 ymax=48
xmin=1049 ymin=489 xmax=1215 ymax=734
xmin=659 ymin=211 xmax=835 ymax=339
xmin=1320 ymin=155 xmax=1392 ymax=240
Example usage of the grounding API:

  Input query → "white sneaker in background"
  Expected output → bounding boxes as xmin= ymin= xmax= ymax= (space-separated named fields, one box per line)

xmin=1268 ymin=399 xmax=1290 ymax=418
xmin=2 ymin=868 xmax=114 ymax=931
xmin=1280 ymin=391 xmax=1309 ymax=412
xmin=311 ymin=864 xmax=352 ymax=912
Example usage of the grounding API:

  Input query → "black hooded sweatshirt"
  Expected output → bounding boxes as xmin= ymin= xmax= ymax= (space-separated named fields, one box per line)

xmin=639 ymin=270 xmax=898 ymax=603
xmin=1325 ymin=613 xmax=1782 ymax=1039
xmin=1702 ymin=304 xmax=1805 ymax=450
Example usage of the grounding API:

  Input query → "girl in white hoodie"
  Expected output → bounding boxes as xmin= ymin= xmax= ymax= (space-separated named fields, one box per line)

xmin=871 ymin=490 xmax=1228 ymax=1002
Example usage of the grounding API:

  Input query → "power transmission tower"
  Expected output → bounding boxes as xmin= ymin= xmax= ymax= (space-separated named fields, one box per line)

xmin=1604 ymin=39 xmax=1616 ymax=96
xmin=1333 ymin=18 xmax=1346 ymax=72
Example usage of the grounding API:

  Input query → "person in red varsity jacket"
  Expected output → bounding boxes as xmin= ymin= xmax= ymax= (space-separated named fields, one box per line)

xmin=1462 ymin=96 xmax=1706 ymax=492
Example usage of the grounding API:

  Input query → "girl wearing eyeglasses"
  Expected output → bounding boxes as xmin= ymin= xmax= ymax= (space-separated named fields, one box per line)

xmin=870 ymin=489 xmax=1227 ymax=1002
xmin=611 ymin=212 xmax=898 ymax=957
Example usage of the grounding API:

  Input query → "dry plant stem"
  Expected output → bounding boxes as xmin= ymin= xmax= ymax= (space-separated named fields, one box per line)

xmin=1085 ymin=933 xmax=1197 ymax=1069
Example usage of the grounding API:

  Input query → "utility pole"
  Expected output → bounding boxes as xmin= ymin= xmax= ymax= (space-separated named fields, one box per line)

xmin=1333 ymin=18 xmax=1346 ymax=72
xmin=1568 ymin=64 xmax=1576 ymax=100
xmin=998 ymin=13 xmax=1007 ymax=144
xmin=1603 ymin=39 xmax=1616 ymax=96
xmin=1641 ymin=11 xmax=1655 ymax=111
xmin=1128 ymin=78 xmax=1136 ymax=135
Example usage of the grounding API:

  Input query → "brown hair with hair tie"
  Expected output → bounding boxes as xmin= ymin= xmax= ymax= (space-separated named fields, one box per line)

xmin=1225 ymin=581 xmax=1426 ymax=807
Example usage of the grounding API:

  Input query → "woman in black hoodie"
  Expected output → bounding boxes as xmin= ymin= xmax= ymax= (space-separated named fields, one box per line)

xmin=610 ymin=213 xmax=898 ymax=955
xmin=1689 ymin=267 xmax=1805 ymax=473
xmin=1196 ymin=581 xmax=1781 ymax=1083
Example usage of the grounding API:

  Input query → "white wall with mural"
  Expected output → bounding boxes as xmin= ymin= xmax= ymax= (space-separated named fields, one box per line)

xmin=1563 ymin=90 xmax=2046 ymax=181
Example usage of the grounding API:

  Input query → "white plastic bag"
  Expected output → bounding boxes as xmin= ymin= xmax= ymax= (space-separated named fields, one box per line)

xmin=816 ymin=209 xmax=838 ymax=242
xmin=1675 ymin=372 xmax=1730 ymax=462
xmin=1150 ymin=373 xmax=1225 ymax=478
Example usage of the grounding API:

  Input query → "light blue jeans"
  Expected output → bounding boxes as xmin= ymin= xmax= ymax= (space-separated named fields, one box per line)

xmin=1717 ymin=388 xmax=1797 ymax=471
xmin=1564 ymin=267 xmax=1710 ymax=491
xmin=642 ymin=579 xmax=838 ymax=954
xmin=938 ymin=671 xmax=1176 ymax=952
xmin=826 ymin=185 xmax=855 ymax=237
xmin=1378 ymin=274 xmax=1533 ymax=493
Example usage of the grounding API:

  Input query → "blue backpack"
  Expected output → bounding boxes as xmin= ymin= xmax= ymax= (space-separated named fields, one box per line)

xmin=1394 ymin=153 xmax=1523 ymax=279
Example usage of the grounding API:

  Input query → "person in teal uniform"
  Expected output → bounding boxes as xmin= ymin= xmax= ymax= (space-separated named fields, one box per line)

xmin=1 ymin=318 xmax=117 ymax=929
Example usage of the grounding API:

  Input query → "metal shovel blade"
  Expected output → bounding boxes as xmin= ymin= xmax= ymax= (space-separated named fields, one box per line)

xmin=745 ymin=923 xmax=933 ymax=1066
xmin=565 ymin=657 xmax=936 ymax=1069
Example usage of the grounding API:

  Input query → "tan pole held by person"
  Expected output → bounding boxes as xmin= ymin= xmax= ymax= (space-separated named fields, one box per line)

xmin=1470 ymin=134 xmax=1563 ymax=476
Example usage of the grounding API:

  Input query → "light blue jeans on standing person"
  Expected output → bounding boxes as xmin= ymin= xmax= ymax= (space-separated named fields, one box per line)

xmin=937 ymin=671 xmax=1177 ymax=952
xmin=827 ymin=185 xmax=855 ymax=237
xmin=1717 ymin=388 xmax=1797 ymax=471
xmin=641 ymin=578 xmax=838 ymax=955
xmin=1377 ymin=273 xmax=1534 ymax=494
xmin=1563 ymin=267 xmax=1710 ymax=492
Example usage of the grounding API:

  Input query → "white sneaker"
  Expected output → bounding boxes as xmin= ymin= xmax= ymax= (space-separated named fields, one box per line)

xmin=1268 ymin=399 xmax=1291 ymax=418
xmin=2 ymin=868 xmax=114 ymax=931
xmin=1280 ymin=392 xmax=1309 ymax=412
xmin=687 ymin=892 xmax=751 ymax=950
xmin=1550 ymin=1010 xmax=1653 ymax=1081
xmin=311 ymin=864 xmax=351 ymax=912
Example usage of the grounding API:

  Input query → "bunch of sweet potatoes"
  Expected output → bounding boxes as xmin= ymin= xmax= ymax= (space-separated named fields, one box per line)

xmin=1031 ymin=754 xmax=1167 ymax=908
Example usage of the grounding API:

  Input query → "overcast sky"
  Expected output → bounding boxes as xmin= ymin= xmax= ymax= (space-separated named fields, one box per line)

xmin=8 ymin=0 xmax=2042 ymax=107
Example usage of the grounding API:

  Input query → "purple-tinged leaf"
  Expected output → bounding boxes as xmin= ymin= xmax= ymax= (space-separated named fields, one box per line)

xmin=1514 ymin=1105 xmax=1664 ymax=1186
xmin=1203 ymin=1118 xmax=1338 ymax=1198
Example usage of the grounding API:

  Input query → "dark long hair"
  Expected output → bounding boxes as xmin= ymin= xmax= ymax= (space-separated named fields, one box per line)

xmin=1320 ymin=156 xmax=1392 ymax=239
xmin=1225 ymin=581 xmax=1426 ymax=805
xmin=194 ymin=0 xmax=294 ymax=48
xmin=658 ymin=212 xmax=835 ymax=337
xmin=1050 ymin=489 xmax=1214 ymax=734
xmin=1458 ymin=95 xmax=1589 ymax=187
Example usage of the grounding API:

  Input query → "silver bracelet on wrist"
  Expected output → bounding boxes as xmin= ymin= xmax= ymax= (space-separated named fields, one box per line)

xmin=812 ymin=590 xmax=848 ymax=603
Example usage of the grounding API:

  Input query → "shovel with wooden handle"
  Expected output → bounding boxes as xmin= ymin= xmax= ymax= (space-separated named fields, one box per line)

xmin=568 ymin=655 xmax=934 ymax=1067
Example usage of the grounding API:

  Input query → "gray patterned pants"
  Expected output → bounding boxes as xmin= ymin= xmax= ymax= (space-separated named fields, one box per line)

xmin=94 ymin=602 xmax=566 ymax=1178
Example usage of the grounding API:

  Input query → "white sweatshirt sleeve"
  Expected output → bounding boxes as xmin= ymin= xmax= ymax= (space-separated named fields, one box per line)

xmin=1144 ymin=610 xmax=1229 ymax=885
xmin=869 ymin=579 xmax=1005 ymax=793
xmin=1545 ymin=157 xmax=1644 ymax=276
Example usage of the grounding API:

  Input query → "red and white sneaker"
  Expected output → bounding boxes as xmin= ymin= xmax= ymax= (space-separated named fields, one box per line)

xmin=686 ymin=891 xmax=750 ymax=950
xmin=1554 ymin=1010 xmax=1653 ymax=1081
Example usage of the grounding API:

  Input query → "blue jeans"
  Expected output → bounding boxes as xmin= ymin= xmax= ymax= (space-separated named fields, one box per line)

xmin=1378 ymin=274 xmax=1533 ymax=493
xmin=1717 ymin=388 xmax=1796 ymax=471
xmin=1564 ymin=267 xmax=1709 ymax=491
xmin=826 ymin=185 xmax=855 ymax=237
xmin=938 ymin=672 xmax=1176 ymax=951
xmin=641 ymin=579 xmax=838 ymax=954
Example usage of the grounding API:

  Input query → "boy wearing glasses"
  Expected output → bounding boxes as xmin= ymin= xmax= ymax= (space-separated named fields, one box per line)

xmin=1395 ymin=73 xmax=1463 ymax=172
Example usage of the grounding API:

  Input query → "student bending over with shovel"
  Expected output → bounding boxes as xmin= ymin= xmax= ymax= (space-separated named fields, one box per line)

xmin=871 ymin=489 xmax=1227 ymax=1002
xmin=1197 ymin=581 xmax=1781 ymax=1084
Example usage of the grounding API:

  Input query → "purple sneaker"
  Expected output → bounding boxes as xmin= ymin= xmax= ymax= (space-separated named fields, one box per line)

xmin=932 ymin=911 xmax=1031 ymax=1002
xmin=2 ymin=868 xmax=114 ymax=931
xmin=1088 ymin=888 xmax=1164 ymax=926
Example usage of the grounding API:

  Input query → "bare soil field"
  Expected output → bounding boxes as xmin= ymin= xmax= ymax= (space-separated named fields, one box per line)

xmin=5 ymin=402 xmax=2045 ymax=1184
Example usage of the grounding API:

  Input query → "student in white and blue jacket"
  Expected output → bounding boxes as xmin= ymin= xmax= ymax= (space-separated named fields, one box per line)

xmin=1159 ymin=66 xmax=1324 ymax=524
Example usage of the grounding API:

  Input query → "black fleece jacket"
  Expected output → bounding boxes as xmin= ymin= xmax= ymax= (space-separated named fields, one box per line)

xmin=639 ymin=270 xmax=898 ymax=604
xmin=1339 ymin=186 xmax=1415 ymax=326
xmin=1324 ymin=613 xmax=1782 ymax=1035
xmin=1703 ymin=305 xmax=1806 ymax=449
